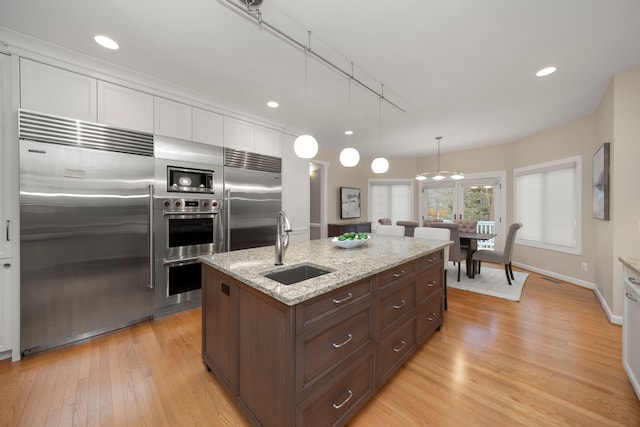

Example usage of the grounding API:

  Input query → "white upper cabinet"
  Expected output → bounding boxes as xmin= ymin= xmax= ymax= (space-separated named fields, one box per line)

xmin=255 ymin=125 xmax=282 ymax=158
xmin=192 ymin=108 xmax=223 ymax=147
xmin=98 ymin=81 xmax=154 ymax=133
xmin=20 ymin=58 xmax=97 ymax=122
xmin=154 ymin=97 xmax=192 ymax=140
xmin=224 ymin=116 xmax=254 ymax=152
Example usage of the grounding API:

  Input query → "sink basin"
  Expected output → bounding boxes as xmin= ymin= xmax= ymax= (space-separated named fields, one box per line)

xmin=263 ymin=263 xmax=333 ymax=285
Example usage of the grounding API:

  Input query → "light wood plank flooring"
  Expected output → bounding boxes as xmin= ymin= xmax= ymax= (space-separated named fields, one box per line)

xmin=1 ymin=266 xmax=639 ymax=426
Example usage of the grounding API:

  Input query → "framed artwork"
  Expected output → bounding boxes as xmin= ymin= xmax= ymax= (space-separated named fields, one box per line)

xmin=592 ymin=142 xmax=610 ymax=220
xmin=340 ymin=187 xmax=361 ymax=219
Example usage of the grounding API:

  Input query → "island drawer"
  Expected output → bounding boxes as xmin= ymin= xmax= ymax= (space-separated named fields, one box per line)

xmin=297 ymin=353 xmax=374 ymax=427
xmin=376 ymin=317 xmax=416 ymax=384
xmin=296 ymin=278 xmax=374 ymax=333
xmin=417 ymin=294 xmax=442 ymax=344
xmin=416 ymin=250 xmax=443 ymax=272
xmin=378 ymin=280 xmax=416 ymax=335
xmin=376 ymin=260 xmax=416 ymax=292
xmin=416 ymin=267 xmax=442 ymax=305
xmin=296 ymin=303 xmax=373 ymax=398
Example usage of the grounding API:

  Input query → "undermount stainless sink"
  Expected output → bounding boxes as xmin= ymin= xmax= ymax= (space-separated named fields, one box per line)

xmin=263 ymin=263 xmax=333 ymax=285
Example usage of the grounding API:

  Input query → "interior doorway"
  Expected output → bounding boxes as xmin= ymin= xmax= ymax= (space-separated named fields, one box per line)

xmin=309 ymin=160 xmax=328 ymax=240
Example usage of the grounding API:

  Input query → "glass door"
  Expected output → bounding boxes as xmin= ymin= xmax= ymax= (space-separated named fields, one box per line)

xmin=420 ymin=176 xmax=503 ymax=250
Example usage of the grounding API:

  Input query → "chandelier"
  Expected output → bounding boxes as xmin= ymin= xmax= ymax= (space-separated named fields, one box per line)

xmin=415 ymin=136 xmax=464 ymax=181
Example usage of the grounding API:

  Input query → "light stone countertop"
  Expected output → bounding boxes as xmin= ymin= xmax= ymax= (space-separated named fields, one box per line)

xmin=200 ymin=235 xmax=450 ymax=306
xmin=620 ymin=256 xmax=640 ymax=275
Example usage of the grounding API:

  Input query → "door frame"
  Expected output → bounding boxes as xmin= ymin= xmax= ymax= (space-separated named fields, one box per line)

xmin=309 ymin=160 xmax=328 ymax=239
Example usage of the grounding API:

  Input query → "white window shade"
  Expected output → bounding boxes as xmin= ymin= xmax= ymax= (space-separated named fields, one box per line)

xmin=369 ymin=180 xmax=413 ymax=230
xmin=514 ymin=156 xmax=581 ymax=254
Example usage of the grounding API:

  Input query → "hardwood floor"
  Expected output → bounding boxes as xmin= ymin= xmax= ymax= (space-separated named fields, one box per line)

xmin=1 ymin=266 xmax=639 ymax=426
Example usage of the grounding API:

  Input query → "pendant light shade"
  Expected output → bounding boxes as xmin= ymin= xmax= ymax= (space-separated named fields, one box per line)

xmin=294 ymin=134 xmax=318 ymax=158
xmin=340 ymin=147 xmax=360 ymax=167
xmin=371 ymin=157 xmax=389 ymax=174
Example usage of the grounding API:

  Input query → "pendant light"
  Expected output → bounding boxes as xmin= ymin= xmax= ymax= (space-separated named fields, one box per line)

xmin=371 ymin=86 xmax=389 ymax=174
xmin=340 ymin=64 xmax=360 ymax=167
xmin=415 ymin=136 xmax=464 ymax=181
xmin=294 ymin=32 xmax=318 ymax=159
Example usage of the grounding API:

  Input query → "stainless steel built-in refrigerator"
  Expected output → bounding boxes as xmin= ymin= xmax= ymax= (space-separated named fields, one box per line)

xmin=19 ymin=110 xmax=155 ymax=355
xmin=223 ymin=148 xmax=282 ymax=251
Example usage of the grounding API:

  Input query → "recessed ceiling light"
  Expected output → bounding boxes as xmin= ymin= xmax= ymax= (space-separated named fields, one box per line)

xmin=344 ymin=130 xmax=354 ymax=135
xmin=94 ymin=35 xmax=119 ymax=50
xmin=266 ymin=101 xmax=279 ymax=108
xmin=536 ymin=66 xmax=557 ymax=77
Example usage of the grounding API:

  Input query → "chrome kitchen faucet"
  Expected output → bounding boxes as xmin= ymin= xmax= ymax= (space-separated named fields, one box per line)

xmin=275 ymin=210 xmax=292 ymax=265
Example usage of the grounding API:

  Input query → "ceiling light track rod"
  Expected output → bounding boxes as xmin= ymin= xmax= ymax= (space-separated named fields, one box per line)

xmin=225 ymin=0 xmax=406 ymax=114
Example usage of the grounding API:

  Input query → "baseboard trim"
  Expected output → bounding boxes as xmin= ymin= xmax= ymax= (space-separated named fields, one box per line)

xmin=513 ymin=261 xmax=621 ymax=326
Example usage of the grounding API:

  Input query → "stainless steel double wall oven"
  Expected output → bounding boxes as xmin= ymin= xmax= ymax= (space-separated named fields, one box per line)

xmin=153 ymin=136 xmax=224 ymax=315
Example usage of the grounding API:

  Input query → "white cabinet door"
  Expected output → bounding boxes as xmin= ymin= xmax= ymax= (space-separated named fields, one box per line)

xmin=0 ymin=259 xmax=11 ymax=355
xmin=20 ymin=58 xmax=97 ymax=122
xmin=97 ymin=81 xmax=153 ymax=133
xmin=255 ymin=125 xmax=282 ymax=157
xmin=281 ymin=133 xmax=310 ymax=242
xmin=224 ymin=116 xmax=254 ymax=151
xmin=192 ymin=108 xmax=223 ymax=147
xmin=154 ymin=97 xmax=192 ymax=140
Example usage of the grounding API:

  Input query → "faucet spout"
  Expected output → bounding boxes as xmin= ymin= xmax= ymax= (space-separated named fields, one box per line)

xmin=275 ymin=210 xmax=292 ymax=265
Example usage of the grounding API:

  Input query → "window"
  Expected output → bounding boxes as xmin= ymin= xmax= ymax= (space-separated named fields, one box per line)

xmin=514 ymin=156 xmax=581 ymax=255
xmin=368 ymin=179 xmax=413 ymax=230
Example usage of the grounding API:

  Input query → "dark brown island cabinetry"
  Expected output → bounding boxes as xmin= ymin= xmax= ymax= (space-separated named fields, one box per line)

xmin=202 ymin=249 xmax=444 ymax=427
xmin=327 ymin=221 xmax=372 ymax=237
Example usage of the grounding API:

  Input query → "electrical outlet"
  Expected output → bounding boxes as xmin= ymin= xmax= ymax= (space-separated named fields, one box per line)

xmin=581 ymin=262 xmax=588 ymax=272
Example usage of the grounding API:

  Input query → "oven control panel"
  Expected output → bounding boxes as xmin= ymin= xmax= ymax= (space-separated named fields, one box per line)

xmin=156 ymin=198 xmax=220 ymax=213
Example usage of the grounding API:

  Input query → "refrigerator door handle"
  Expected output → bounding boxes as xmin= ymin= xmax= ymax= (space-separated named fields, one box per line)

xmin=148 ymin=184 xmax=154 ymax=289
xmin=5 ymin=220 xmax=9 ymax=242
xmin=225 ymin=189 xmax=231 ymax=252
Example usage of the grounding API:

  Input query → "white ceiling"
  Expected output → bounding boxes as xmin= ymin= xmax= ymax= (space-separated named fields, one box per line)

xmin=2 ymin=0 xmax=640 ymax=158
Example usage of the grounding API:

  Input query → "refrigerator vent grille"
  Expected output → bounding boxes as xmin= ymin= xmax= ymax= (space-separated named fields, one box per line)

xmin=224 ymin=148 xmax=281 ymax=173
xmin=19 ymin=109 xmax=154 ymax=157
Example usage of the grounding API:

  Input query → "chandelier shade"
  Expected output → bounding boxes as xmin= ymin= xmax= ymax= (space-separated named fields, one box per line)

xmin=415 ymin=136 xmax=464 ymax=181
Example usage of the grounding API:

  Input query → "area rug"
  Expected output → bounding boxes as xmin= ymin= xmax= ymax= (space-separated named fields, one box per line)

xmin=446 ymin=265 xmax=529 ymax=301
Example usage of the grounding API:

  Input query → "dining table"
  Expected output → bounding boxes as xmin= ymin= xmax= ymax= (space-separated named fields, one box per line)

xmin=459 ymin=232 xmax=498 ymax=278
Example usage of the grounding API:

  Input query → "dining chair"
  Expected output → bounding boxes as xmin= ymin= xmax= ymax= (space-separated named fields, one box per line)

xmin=378 ymin=218 xmax=392 ymax=225
xmin=471 ymin=223 xmax=522 ymax=285
xmin=376 ymin=224 xmax=405 ymax=236
xmin=414 ymin=226 xmax=451 ymax=310
xmin=455 ymin=219 xmax=477 ymax=251
xmin=396 ymin=220 xmax=419 ymax=237
xmin=429 ymin=222 xmax=466 ymax=282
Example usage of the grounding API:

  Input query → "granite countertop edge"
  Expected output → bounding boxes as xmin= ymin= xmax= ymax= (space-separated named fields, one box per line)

xmin=619 ymin=256 xmax=640 ymax=275
xmin=201 ymin=235 xmax=450 ymax=306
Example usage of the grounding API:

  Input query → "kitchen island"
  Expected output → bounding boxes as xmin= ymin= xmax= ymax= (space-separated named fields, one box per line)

xmin=200 ymin=235 xmax=449 ymax=427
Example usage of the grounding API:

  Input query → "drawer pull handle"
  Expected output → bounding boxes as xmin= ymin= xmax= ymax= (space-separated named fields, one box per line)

xmin=393 ymin=299 xmax=406 ymax=309
xmin=629 ymin=277 xmax=640 ymax=286
xmin=393 ymin=340 xmax=406 ymax=353
xmin=427 ymin=257 xmax=436 ymax=262
xmin=332 ymin=389 xmax=353 ymax=410
xmin=427 ymin=312 xmax=438 ymax=321
xmin=426 ymin=280 xmax=437 ymax=287
xmin=332 ymin=333 xmax=353 ymax=349
xmin=393 ymin=270 xmax=406 ymax=278
xmin=626 ymin=291 xmax=638 ymax=302
xmin=332 ymin=293 xmax=353 ymax=304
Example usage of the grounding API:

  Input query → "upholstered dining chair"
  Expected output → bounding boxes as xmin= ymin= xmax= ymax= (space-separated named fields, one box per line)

xmin=378 ymin=218 xmax=392 ymax=225
xmin=455 ymin=218 xmax=477 ymax=251
xmin=376 ymin=224 xmax=405 ymax=236
xmin=429 ymin=222 xmax=466 ymax=282
xmin=396 ymin=220 xmax=419 ymax=237
xmin=414 ymin=226 xmax=451 ymax=309
xmin=471 ymin=223 xmax=523 ymax=285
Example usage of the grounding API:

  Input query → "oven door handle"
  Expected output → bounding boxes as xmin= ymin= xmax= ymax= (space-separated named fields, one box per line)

xmin=148 ymin=184 xmax=154 ymax=289
xmin=162 ymin=211 xmax=218 ymax=217
xmin=163 ymin=257 xmax=201 ymax=267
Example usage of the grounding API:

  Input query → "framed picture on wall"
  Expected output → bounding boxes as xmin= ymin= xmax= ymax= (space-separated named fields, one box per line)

xmin=340 ymin=187 xmax=361 ymax=219
xmin=592 ymin=142 xmax=610 ymax=220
